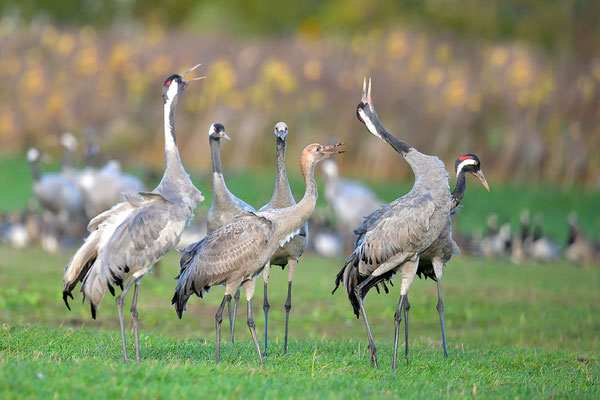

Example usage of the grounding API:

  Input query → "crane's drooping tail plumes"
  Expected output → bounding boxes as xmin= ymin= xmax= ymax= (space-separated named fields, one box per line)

xmin=333 ymin=250 xmax=395 ymax=319
xmin=62 ymin=230 xmax=100 ymax=311
xmin=332 ymin=252 xmax=362 ymax=318
xmin=171 ymin=253 xmax=210 ymax=319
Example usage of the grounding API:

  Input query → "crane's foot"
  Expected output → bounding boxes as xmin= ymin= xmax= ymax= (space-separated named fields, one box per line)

xmin=369 ymin=344 xmax=379 ymax=368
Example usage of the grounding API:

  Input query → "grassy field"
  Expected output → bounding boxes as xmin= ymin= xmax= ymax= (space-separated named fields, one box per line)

xmin=0 ymin=246 xmax=598 ymax=398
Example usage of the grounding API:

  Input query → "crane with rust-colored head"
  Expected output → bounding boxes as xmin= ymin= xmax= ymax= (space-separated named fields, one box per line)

xmin=172 ymin=142 xmax=343 ymax=365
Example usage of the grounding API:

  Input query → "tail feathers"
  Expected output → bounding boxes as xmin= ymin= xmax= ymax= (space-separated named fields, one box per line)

xmin=332 ymin=252 xmax=363 ymax=318
xmin=80 ymin=266 xmax=107 ymax=318
xmin=171 ymin=261 xmax=210 ymax=319
xmin=62 ymin=231 xmax=100 ymax=311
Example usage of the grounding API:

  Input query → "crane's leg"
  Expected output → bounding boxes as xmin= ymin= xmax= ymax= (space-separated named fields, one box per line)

xmin=262 ymin=263 xmax=271 ymax=356
xmin=392 ymin=256 xmax=418 ymax=370
xmin=403 ymin=295 xmax=411 ymax=360
xmin=354 ymin=275 xmax=379 ymax=368
xmin=284 ymin=258 xmax=297 ymax=355
xmin=437 ymin=280 xmax=448 ymax=356
xmin=392 ymin=293 xmax=406 ymax=370
xmin=215 ymin=293 xmax=232 ymax=364
xmin=130 ymin=276 xmax=144 ymax=363
xmin=242 ymin=279 xmax=263 ymax=365
xmin=115 ymin=278 xmax=136 ymax=363
xmin=229 ymin=287 xmax=241 ymax=344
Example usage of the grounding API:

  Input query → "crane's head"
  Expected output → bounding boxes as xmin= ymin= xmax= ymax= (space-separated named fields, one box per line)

xmin=274 ymin=121 xmax=288 ymax=140
xmin=455 ymin=154 xmax=489 ymax=191
xmin=162 ymin=64 xmax=205 ymax=104
xmin=209 ymin=122 xmax=231 ymax=141
xmin=59 ymin=132 xmax=78 ymax=151
xmin=27 ymin=147 xmax=41 ymax=163
xmin=301 ymin=143 xmax=345 ymax=170
xmin=356 ymin=77 xmax=384 ymax=138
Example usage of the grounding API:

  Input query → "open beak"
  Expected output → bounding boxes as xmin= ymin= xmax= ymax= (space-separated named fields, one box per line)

xmin=473 ymin=170 xmax=490 ymax=192
xmin=361 ymin=77 xmax=372 ymax=106
xmin=322 ymin=142 xmax=345 ymax=157
xmin=180 ymin=63 xmax=205 ymax=89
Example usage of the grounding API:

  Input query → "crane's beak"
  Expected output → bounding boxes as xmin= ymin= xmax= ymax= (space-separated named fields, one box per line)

xmin=361 ymin=77 xmax=373 ymax=106
xmin=275 ymin=129 xmax=287 ymax=140
xmin=221 ymin=131 xmax=231 ymax=141
xmin=472 ymin=170 xmax=490 ymax=192
xmin=322 ymin=142 xmax=345 ymax=157
xmin=180 ymin=63 xmax=205 ymax=89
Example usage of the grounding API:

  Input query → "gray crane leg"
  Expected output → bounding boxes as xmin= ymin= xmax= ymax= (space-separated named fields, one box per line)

xmin=437 ymin=280 xmax=448 ymax=356
xmin=115 ymin=278 xmax=136 ymax=363
xmin=215 ymin=294 xmax=231 ymax=364
xmin=392 ymin=293 xmax=406 ymax=370
xmin=130 ymin=276 xmax=144 ymax=363
xmin=242 ymin=279 xmax=263 ymax=365
xmin=354 ymin=276 xmax=379 ymax=368
xmin=403 ymin=296 xmax=410 ymax=360
xmin=262 ymin=264 xmax=271 ymax=356
xmin=228 ymin=287 xmax=241 ymax=344
xmin=247 ymin=299 xmax=264 ymax=365
xmin=284 ymin=258 xmax=297 ymax=355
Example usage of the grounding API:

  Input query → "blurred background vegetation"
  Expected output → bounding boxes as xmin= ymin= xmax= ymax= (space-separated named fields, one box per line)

xmin=1 ymin=0 xmax=599 ymax=186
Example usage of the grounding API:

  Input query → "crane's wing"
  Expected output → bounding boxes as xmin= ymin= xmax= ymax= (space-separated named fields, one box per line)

xmin=333 ymin=194 xmax=438 ymax=317
xmin=354 ymin=195 xmax=437 ymax=270
xmin=81 ymin=192 xmax=192 ymax=315
xmin=172 ymin=212 xmax=273 ymax=318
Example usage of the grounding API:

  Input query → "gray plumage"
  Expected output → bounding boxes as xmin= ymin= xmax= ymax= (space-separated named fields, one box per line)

xmin=27 ymin=147 xmax=84 ymax=219
xmin=259 ymin=122 xmax=308 ymax=355
xmin=195 ymin=121 xmax=255 ymax=345
xmin=332 ymin=78 xmax=451 ymax=369
xmin=172 ymin=143 xmax=343 ymax=364
xmin=62 ymin=66 xmax=204 ymax=363
xmin=78 ymin=160 xmax=147 ymax=220
xmin=321 ymin=157 xmax=382 ymax=232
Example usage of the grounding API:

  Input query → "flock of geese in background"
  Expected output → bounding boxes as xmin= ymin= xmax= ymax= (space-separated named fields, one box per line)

xmin=1 ymin=66 xmax=598 ymax=368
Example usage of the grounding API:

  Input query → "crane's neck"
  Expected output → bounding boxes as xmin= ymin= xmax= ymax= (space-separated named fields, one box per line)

xmin=156 ymin=95 xmax=204 ymax=207
xmin=269 ymin=137 xmax=295 ymax=207
xmin=29 ymin=159 xmax=41 ymax=182
xmin=367 ymin=109 xmax=448 ymax=198
xmin=210 ymin=136 xmax=223 ymax=174
xmin=286 ymin=155 xmax=319 ymax=226
xmin=62 ymin=148 xmax=73 ymax=170
xmin=210 ymin=136 xmax=234 ymax=202
xmin=162 ymin=96 xmax=185 ymax=177
xmin=367 ymin=110 xmax=413 ymax=156
xmin=450 ymin=170 xmax=466 ymax=211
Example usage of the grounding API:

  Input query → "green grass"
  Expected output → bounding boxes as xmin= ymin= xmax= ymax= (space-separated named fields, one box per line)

xmin=0 ymin=246 xmax=599 ymax=398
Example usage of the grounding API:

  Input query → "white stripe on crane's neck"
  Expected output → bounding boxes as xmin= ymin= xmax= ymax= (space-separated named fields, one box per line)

xmin=163 ymin=81 xmax=179 ymax=152
xmin=456 ymin=158 xmax=477 ymax=177
xmin=208 ymin=124 xmax=216 ymax=137
xmin=358 ymin=109 xmax=384 ymax=141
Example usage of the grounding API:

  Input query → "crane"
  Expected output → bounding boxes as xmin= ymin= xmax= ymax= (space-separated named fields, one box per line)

xmin=412 ymin=153 xmax=489 ymax=357
xmin=62 ymin=65 xmax=205 ymax=363
xmin=192 ymin=121 xmax=256 ymax=343
xmin=27 ymin=147 xmax=85 ymax=240
xmin=259 ymin=121 xmax=308 ymax=356
xmin=333 ymin=78 xmax=451 ymax=369
xmin=172 ymin=142 xmax=344 ymax=364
